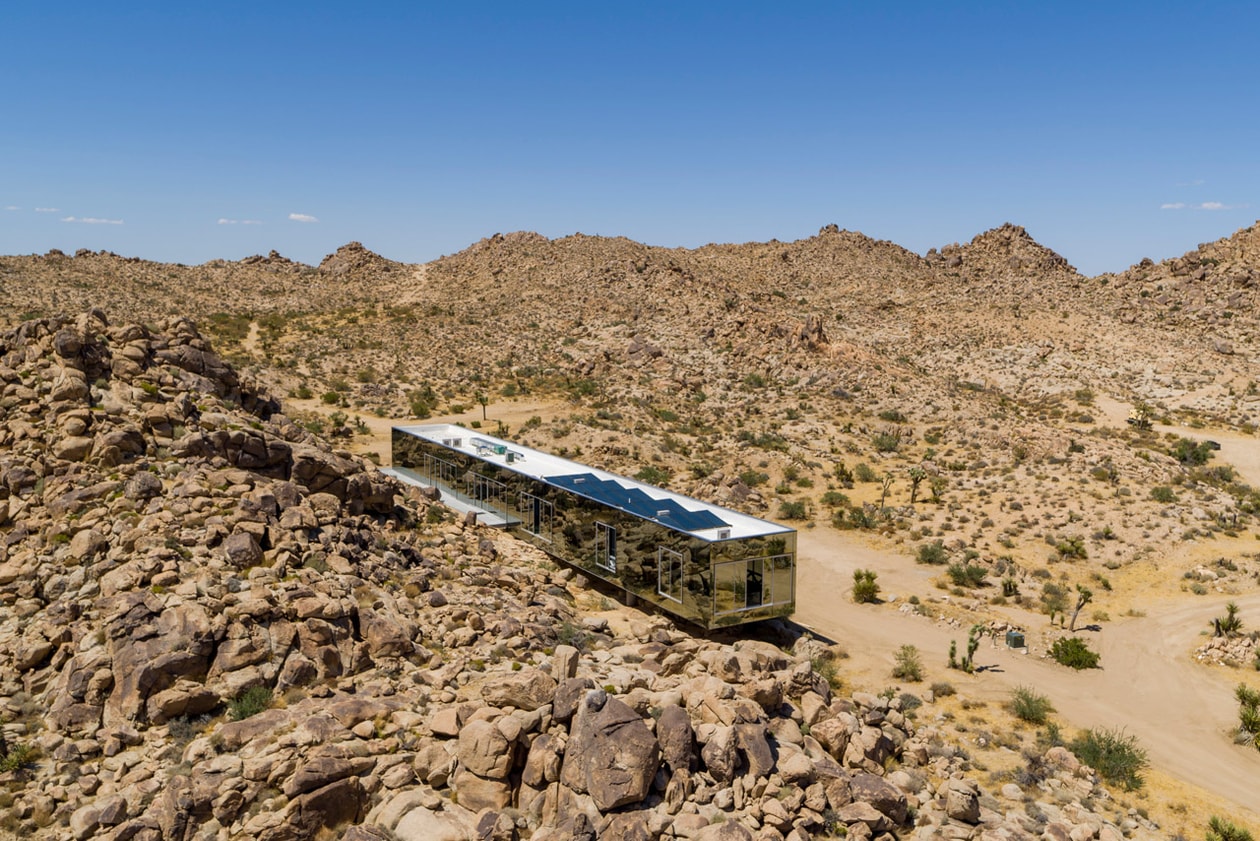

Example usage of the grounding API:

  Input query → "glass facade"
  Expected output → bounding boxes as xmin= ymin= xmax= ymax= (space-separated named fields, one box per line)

xmin=392 ymin=428 xmax=796 ymax=629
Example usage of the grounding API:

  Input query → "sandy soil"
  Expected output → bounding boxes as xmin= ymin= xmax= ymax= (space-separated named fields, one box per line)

xmin=794 ymin=524 xmax=1260 ymax=820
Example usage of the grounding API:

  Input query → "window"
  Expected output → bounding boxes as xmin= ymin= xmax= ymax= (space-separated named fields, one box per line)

xmin=520 ymin=492 xmax=554 ymax=542
xmin=713 ymin=553 xmax=793 ymax=615
xmin=595 ymin=522 xmax=617 ymax=573
xmin=658 ymin=546 xmax=684 ymax=603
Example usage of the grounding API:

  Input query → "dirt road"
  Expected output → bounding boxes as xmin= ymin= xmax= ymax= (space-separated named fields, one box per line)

xmin=794 ymin=525 xmax=1260 ymax=818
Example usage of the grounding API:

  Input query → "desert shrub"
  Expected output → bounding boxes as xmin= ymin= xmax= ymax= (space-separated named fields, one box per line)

xmin=811 ymin=655 xmax=842 ymax=692
xmin=930 ymin=681 xmax=956 ymax=697
xmin=854 ymin=462 xmax=879 ymax=483
xmin=1009 ymin=685 xmax=1054 ymax=724
xmin=892 ymin=645 xmax=923 ymax=682
xmin=878 ymin=409 xmax=907 ymax=423
xmin=1171 ymin=437 xmax=1214 ymax=466
xmin=1055 ymin=535 xmax=1087 ymax=560
xmin=1050 ymin=637 xmax=1100 ymax=670
xmin=917 ymin=540 xmax=948 ymax=565
xmin=778 ymin=500 xmax=809 ymax=520
xmin=228 ymin=686 xmax=273 ymax=721
xmin=0 ymin=741 xmax=38 ymax=773
xmin=873 ymin=428 xmax=903 ymax=453
xmin=1069 ymin=727 xmax=1147 ymax=790
xmin=556 ymin=621 xmax=589 ymax=651
xmin=852 ymin=569 xmax=880 ymax=604
xmin=634 ymin=465 xmax=671 ymax=486
xmin=1040 ymin=582 xmax=1070 ymax=618
xmin=1150 ymin=485 xmax=1177 ymax=504
xmin=820 ymin=490 xmax=851 ymax=508
xmin=738 ymin=469 xmax=769 ymax=487
xmin=947 ymin=563 xmax=987 ymax=588
xmin=1236 ymin=683 xmax=1260 ymax=747
xmin=1207 ymin=816 xmax=1255 ymax=841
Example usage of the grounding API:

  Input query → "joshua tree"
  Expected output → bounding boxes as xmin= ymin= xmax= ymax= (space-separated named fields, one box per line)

xmin=1068 ymin=585 xmax=1093 ymax=632
xmin=476 ymin=391 xmax=489 ymax=420
xmin=1215 ymin=602 xmax=1244 ymax=637
xmin=908 ymin=465 xmax=926 ymax=504
xmin=879 ymin=472 xmax=894 ymax=512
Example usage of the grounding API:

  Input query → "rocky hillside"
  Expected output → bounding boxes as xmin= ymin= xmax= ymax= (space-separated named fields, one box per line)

xmin=0 ymin=313 xmax=1172 ymax=840
xmin=3 ymin=225 xmax=1260 ymax=629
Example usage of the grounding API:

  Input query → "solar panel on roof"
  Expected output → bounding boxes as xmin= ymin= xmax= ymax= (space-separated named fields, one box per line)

xmin=549 ymin=473 xmax=728 ymax=533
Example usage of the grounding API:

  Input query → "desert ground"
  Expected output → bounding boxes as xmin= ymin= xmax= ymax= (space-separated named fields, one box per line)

xmin=298 ymin=387 xmax=1258 ymax=826
xmin=5 ymin=222 xmax=1260 ymax=838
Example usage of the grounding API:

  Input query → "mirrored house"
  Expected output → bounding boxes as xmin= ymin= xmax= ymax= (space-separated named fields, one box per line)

xmin=389 ymin=424 xmax=796 ymax=629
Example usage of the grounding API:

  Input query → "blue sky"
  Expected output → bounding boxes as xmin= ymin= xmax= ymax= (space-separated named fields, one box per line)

xmin=2 ymin=2 xmax=1257 ymax=275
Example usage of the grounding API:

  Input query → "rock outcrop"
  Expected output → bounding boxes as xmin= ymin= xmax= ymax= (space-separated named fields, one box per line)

xmin=0 ymin=313 xmax=1170 ymax=840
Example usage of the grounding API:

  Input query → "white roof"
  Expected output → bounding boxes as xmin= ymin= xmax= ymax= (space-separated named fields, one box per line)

xmin=393 ymin=423 xmax=793 ymax=541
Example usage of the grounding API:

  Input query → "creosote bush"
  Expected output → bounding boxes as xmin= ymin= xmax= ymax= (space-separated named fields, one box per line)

xmin=892 ymin=645 xmax=923 ymax=682
xmin=1009 ymin=685 xmax=1054 ymax=724
xmin=228 ymin=685 xmax=274 ymax=721
xmin=1068 ymin=727 xmax=1147 ymax=790
xmin=917 ymin=540 xmax=948 ymax=565
xmin=1049 ymin=637 xmax=1100 ymax=670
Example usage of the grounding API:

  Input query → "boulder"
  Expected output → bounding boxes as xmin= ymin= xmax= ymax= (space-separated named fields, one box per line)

xmin=850 ymin=773 xmax=907 ymax=825
xmin=560 ymin=689 xmax=661 ymax=811
xmin=458 ymin=719 xmax=514 ymax=779
xmin=482 ymin=667 xmax=557 ymax=712
xmin=657 ymin=704 xmax=694 ymax=772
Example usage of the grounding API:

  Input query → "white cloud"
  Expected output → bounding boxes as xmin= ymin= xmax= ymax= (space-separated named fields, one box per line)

xmin=1160 ymin=202 xmax=1185 ymax=210
xmin=288 ymin=213 xmax=319 ymax=223
xmin=3 ymin=205 xmax=18 ymax=211
xmin=61 ymin=216 xmax=123 ymax=225
xmin=219 ymin=218 xmax=263 ymax=225
xmin=35 ymin=207 xmax=59 ymax=213
xmin=1199 ymin=201 xmax=1226 ymax=210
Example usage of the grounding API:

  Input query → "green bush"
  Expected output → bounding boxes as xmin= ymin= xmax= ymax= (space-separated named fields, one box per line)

xmin=820 ymin=490 xmax=851 ymax=508
xmin=1207 ymin=816 xmax=1255 ymax=841
xmin=1050 ymin=637 xmax=1100 ymax=669
xmin=1009 ymin=685 xmax=1054 ymax=724
xmin=1171 ymin=437 xmax=1214 ymax=466
xmin=1150 ymin=485 xmax=1177 ymax=504
xmin=811 ymin=655 xmax=842 ymax=692
xmin=892 ymin=645 xmax=923 ymax=682
xmin=852 ymin=569 xmax=880 ymax=604
xmin=917 ymin=541 xmax=948 ymax=565
xmin=947 ymin=562 xmax=987 ymax=588
xmin=1055 ymin=535 xmax=1088 ymax=560
xmin=0 ymin=741 xmax=38 ymax=773
xmin=1069 ymin=727 xmax=1147 ymax=790
xmin=738 ymin=469 xmax=769 ymax=487
xmin=228 ymin=686 xmax=273 ymax=721
xmin=872 ymin=429 xmax=902 ymax=453
xmin=854 ymin=463 xmax=878 ymax=483
xmin=778 ymin=500 xmax=809 ymax=520
xmin=634 ymin=465 xmax=671 ymax=486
